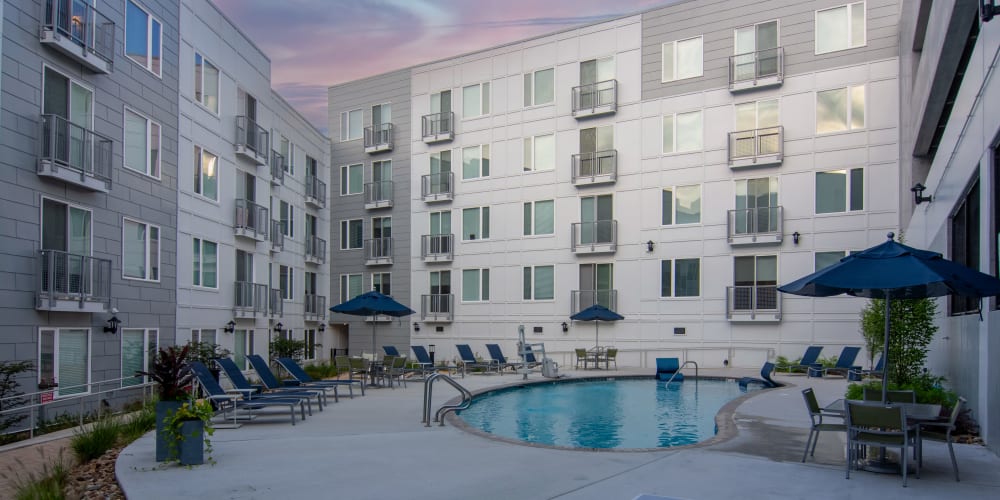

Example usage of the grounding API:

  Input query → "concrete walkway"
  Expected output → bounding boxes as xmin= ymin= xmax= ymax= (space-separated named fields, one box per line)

xmin=116 ymin=369 xmax=1000 ymax=500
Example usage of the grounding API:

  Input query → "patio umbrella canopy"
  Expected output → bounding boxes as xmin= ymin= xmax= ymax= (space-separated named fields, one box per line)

xmin=330 ymin=291 xmax=415 ymax=355
xmin=570 ymin=304 xmax=625 ymax=349
xmin=778 ymin=233 xmax=1000 ymax=402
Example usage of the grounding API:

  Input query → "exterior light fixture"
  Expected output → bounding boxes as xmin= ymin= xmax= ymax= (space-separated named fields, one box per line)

xmin=224 ymin=320 xmax=236 ymax=333
xmin=428 ymin=344 xmax=436 ymax=364
xmin=413 ymin=322 xmax=420 ymax=332
xmin=911 ymin=183 xmax=932 ymax=205
xmin=792 ymin=231 xmax=800 ymax=245
xmin=646 ymin=240 xmax=655 ymax=252
xmin=982 ymin=0 xmax=1000 ymax=22
xmin=318 ymin=323 xmax=326 ymax=332
xmin=273 ymin=322 xmax=283 ymax=333
xmin=561 ymin=322 xmax=569 ymax=333
xmin=103 ymin=314 xmax=121 ymax=335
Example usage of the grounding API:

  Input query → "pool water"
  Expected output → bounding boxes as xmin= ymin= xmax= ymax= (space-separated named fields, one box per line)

xmin=457 ymin=378 xmax=748 ymax=449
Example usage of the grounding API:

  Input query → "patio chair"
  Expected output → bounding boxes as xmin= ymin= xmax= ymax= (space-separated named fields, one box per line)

xmin=823 ymin=347 xmax=862 ymax=378
xmin=919 ymin=396 xmax=965 ymax=481
xmin=383 ymin=354 xmax=408 ymax=388
xmin=248 ymin=355 xmax=345 ymax=402
xmin=456 ymin=344 xmax=497 ymax=375
xmin=863 ymin=388 xmax=915 ymax=403
xmin=345 ymin=356 xmax=371 ymax=393
xmin=334 ymin=355 xmax=366 ymax=394
xmin=604 ymin=348 xmax=618 ymax=370
xmin=739 ymin=362 xmax=780 ymax=390
xmin=382 ymin=345 xmax=401 ymax=357
xmin=410 ymin=345 xmax=436 ymax=378
xmin=275 ymin=356 xmax=359 ymax=399
xmin=189 ymin=361 xmax=307 ymax=425
xmin=216 ymin=357 xmax=326 ymax=409
xmin=485 ymin=344 xmax=518 ymax=373
xmin=845 ymin=401 xmax=919 ymax=486
xmin=655 ymin=358 xmax=683 ymax=382
xmin=801 ymin=388 xmax=845 ymax=462
xmin=776 ymin=346 xmax=823 ymax=374
xmin=575 ymin=348 xmax=591 ymax=369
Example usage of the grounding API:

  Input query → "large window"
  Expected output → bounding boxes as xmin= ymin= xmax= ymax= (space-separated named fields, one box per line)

xmin=340 ymin=109 xmax=363 ymax=141
xmin=121 ymin=328 xmax=157 ymax=387
xmin=951 ymin=178 xmax=980 ymax=315
xmin=39 ymin=328 xmax=90 ymax=397
xmin=372 ymin=272 xmax=391 ymax=296
xmin=124 ymin=108 xmax=160 ymax=178
xmin=661 ymin=259 xmax=700 ymax=297
xmin=662 ymin=185 xmax=702 ymax=225
xmin=462 ymin=145 xmax=490 ymax=179
xmin=192 ymin=237 xmax=217 ymax=288
xmin=341 ymin=163 xmax=363 ymax=195
xmin=462 ymin=269 xmax=490 ymax=302
xmin=524 ymin=68 xmax=554 ymax=107
xmin=125 ymin=1 xmax=161 ymax=76
xmin=280 ymin=265 xmax=294 ymax=300
xmin=280 ymin=136 xmax=293 ymax=174
xmin=280 ymin=200 xmax=295 ymax=238
xmin=463 ymin=82 xmax=490 ymax=118
xmin=340 ymin=274 xmax=363 ymax=302
xmin=815 ymin=251 xmax=846 ymax=271
xmin=340 ymin=219 xmax=363 ymax=249
xmin=662 ymin=36 xmax=703 ymax=82
xmin=523 ymin=135 xmax=555 ymax=172
xmin=194 ymin=53 xmax=219 ymax=113
xmin=123 ymin=218 xmax=159 ymax=281
xmin=193 ymin=146 xmax=218 ymax=200
xmin=41 ymin=198 xmax=91 ymax=258
xmin=816 ymin=168 xmax=863 ymax=213
xmin=816 ymin=2 xmax=865 ymax=54
xmin=523 ymin=266 xmax=554 ymax=301
xmin=233 ymin=329 xmax=252 ymax=370
xmin=524 ymin=200 xmax=554 ymax=236
xmin=462 ymin=207 xmax=490 ymax=241
xmin=304 ymin=330 xmax=317 ymax=361
xmin=663 ymin=111 xmax=703 ymax=154
xmin=816 ymin=86 xmax=865 ymax=133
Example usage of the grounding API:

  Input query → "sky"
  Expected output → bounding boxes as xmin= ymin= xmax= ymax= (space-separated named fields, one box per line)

xmin=213 ymin=0 xmax=668 ymax=133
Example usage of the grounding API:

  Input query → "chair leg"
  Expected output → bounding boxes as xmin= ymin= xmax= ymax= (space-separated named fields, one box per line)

xmin=811 ymin=429 xmax=821 ymax=457
xmin=901 ymin=445 xmax=909 ymax=487
xmin=845 ymin=435 xmax=852 ymax=479
xmin=802 ymin=429 xmax=814 ymax=462
xmin=947 ymin=439 xmax=959 ymax=481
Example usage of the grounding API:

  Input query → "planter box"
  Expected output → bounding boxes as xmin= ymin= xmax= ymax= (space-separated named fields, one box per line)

xmin=177 ymin=420 xmax=205 ymax=465
xmin=155 ymin=401 xmax=183 ymax=462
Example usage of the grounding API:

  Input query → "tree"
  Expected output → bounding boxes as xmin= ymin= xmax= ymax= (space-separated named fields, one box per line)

xmin=0 ymin=361 xmax=34 ymax=433
xmin=860 ymin=296 xmax=938 ymax=386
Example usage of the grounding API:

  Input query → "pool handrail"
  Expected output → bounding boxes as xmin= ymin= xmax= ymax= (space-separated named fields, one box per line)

xmin=663 ymin=360 xmax=698 ymax=384
xmin=422 ymin=372 xmax=472 ymax=427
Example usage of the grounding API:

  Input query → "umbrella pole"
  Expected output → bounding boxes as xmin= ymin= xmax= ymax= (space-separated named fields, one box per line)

xmin=881 ymin=293 xmax=891 ymax=405
xmin=595 ymin=322 xmax=599 ymax=350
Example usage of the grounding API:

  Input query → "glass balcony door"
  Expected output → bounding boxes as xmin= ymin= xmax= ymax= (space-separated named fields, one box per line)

xmin=734 ymin=20 xmax=778 ymax=80
xmin=734 ymin=255 xmax=777 ymax=310
xmin=735 ymin=177 xmax=779 ymax=234
xmin=579 ymin=263 xmax=614 ymax=309
xmin=581 ymin=195 xmax=613 ymax=244
xmin=579 ymin=126 xmax=614 ymax=177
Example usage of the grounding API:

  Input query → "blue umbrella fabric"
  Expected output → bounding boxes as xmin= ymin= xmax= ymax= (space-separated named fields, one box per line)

xmin=330 ymin=291 xmax=415 ymax=355
xmin=571 ymin=304 xmax=625 ymax=349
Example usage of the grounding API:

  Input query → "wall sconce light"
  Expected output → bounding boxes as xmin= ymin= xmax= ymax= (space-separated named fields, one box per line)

xmin=792 ymin=231 xmax=800 ymax=245
xmin=413 ymin=322 xmax=420 ymax=332
xmin=224 ymin=320 xmax=236 ymax=333
xmin=911 ymin=183 xmax=932 ymax=205
xmin=561 ymin=322 xmax=569 ymax=333
xmin=982 ymin=0 xmax=1000 ymax=22
xmin=103 ymin=314 xmax=121 ymax=335
xmin=646 ymin=240 xmax=655 ymax=252
xmin=273 ymin=322 xmax=283 ymax=333
xmin=318 ymin=323 xmax=326 ymax=332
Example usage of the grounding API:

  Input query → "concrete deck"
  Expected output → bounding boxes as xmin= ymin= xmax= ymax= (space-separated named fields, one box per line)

xmin=117 ymin=368 xmax=1000 ymax=499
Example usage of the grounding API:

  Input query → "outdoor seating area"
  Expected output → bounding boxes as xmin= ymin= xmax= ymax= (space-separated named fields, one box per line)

xmin=575 ymin=346 xmax=618 ymax=370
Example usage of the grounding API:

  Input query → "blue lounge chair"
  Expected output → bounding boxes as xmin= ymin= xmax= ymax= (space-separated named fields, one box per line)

xmin=410 ymin=346 xmax=436 ymax=378
xmin=778 ymin=346 xmax=824 ymax=374
xmin=189 ymin=361 xmax=307 ymax=425
xmin=247 ymin=354 xmax=347 ymax=402
xmin=739 ymin=362 xmax=781 ymax=390
xmin=485 ymin=344 xmax=517 ymax=373
xmin=849 ymin=355 xmax=884 ymax=380
xmin=456 ymin=344 xmax=496 ymax=375
xmin=217 ymin=357 xmax=326 ymax=409
xmin=275 ymin=357 xmax=361 ymax=398
xmin=823 ymin=346 xmax=862 ymax=377
xmin=655 ymin=358 xmax=684 ymax=382
xmin=382 ymin=346 xmax=401 ymax=357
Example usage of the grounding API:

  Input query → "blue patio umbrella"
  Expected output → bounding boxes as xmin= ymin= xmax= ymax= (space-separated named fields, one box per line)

xmin=570 ymin=304 xmax=625 ymax=349
xmin=330 ymin=291 xmax=415 ymax=356
xmin=779 ymin=233 xmax=1000 ymax=402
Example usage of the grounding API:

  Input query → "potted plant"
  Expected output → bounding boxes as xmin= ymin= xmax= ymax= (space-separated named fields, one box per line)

xmin=137 ymin=345 xmax=193 ymax=461
xmin=162 ymin=398 xmax=215 ymax=465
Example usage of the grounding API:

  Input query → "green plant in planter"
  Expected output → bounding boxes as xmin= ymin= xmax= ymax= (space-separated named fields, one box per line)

xmin=136 ymin=345 xmax=194 ymax=461
xmin=162 ymin=399 xmax=215 ymax=465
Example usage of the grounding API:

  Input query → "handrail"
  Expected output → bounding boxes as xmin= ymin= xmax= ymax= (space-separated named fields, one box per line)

xmin=663 ymin=360 xmax=699 ymax=385
xmin=422 ymin=373 xmax=472 ymax=427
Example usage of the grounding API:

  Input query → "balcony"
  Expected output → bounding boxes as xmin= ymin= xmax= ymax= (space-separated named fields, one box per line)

xmin=572 ymin=79 xmax=617 ymax=118
xmin=305 ymin=235 xmax=327 ymax=265
xmin=268 ymin=288 xmax=283 ymax=318
xmin=234 ymin=282 xmax=268 ymax=318
xmin=571 ymin=220 xmax=617 ymax=254
xmin=235 ymin=116 xmax=269 ymax=165
xmin=421 ymin=172 xmax=453 ymax=203
xmin=36 ymin=250 xmax=111 ymax=313
xmin=364 ymin=181 xmax=394 ymax=209
xmin=364 ymin=123 xmax=393 ymax=153
xmin=365 ymin=237 xmax=392 ymax=266
xmin=420 ymin=234 xmax=453 ymax=262
xmin=270 ymin=150 xmax=285 ymax=186
xmin=40 ymin=0 xmax=115 ymax=74
xmin=269 ymin=220 xmax=284 ymax=253
xmin=570 ymin=290 xmax=618 ymax=316
xmin=304 ymin=294 xmax=326 ymax=322
xmin=421 ymin=294 xmax=453 ymax=322
xmin=305 ymin=174 xmax=327 ymax=209
xmin=234 ymin=199 xmax=269 ymax=241
xmin=571 ymin=150 xmax=617 ymax=186
xmin=727 ymin=207 xmax=783 ymax=246
xmin=38 ymin=114 xmax=113 ymax=192
xmin=729 ymin=47 xmax=784 ymax=92
xmin=422 ymin=111 xmax=454 ymax=143
xmin=728 ymin=126 xmax=783 ymax=168
xmin=726 ymin=285 xmax=781 ymax=322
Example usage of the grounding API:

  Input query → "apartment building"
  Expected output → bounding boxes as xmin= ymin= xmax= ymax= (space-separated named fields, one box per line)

xmin=328 ymin=0 xmax=902 ymax=368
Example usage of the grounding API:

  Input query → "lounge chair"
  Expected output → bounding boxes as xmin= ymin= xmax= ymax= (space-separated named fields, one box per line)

xmin=275 ymin=357 xmax=360 ymax=399
xmin=485 ymin=344 xmax=518 ymax=373
xmin=410 ymin=345 xmax=436 ymax=378
xmin=189 ymin=361 xmax=307 ymax=425
xmin=382 ymin=346 xmax=401 ymax=357
xmin=822 ymin=346 xmax=861 ymax=378
xmin=846 ymin=401 xmax=919 ymax=486
xmin=738 ymin=362 xmax=780 ymax=390
xmin=655 ymin=358 xmax=683 ymax=382
xmin=849 ymin=355 xmax=884 ymax=380
xmin=776 ymin=346 xmax=823 ymax=374
xmin=216 ymin=357 xmax=326 ymax=409
xmin=919 ymin=397 xmax=965 ymax=481
xmin=456 ymin=344 xmax=497 ymax=375
xmin=800 ymin=388 xmax=845 ymax=462
xmin=247 ymin=354 xmax=346 ymax=402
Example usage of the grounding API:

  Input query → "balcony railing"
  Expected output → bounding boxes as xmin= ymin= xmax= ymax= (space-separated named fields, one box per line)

xmin=729 ymin=47 xmax=784 ymax=91
xmin=270 ymin=150 xmax=285 ymax=185
xmin=364 ymin=180 xmax=394 ymax=209
xmin=421 ymin=294 xmax=454 ymax=322
xmin=727 ymin=206 xmax=783 ymax=245
xmin=420 ymin=234 xmax=454 ymax=262
xmin=234 ymin=199 xmax=269 ymax=241
xmin=305 ymin=174 xmax=327 ymax=208
xmin=571 ymin=220 xmax=618 ymax=254
xmin=269 ymin=288 xmax=283 ymax=318
xmin=572 ymin=79 xmax=617 ymax=118
xmin=422 ymin=111 xmax=454 ymax=143
xmin=36 ymin=249 xmax=111 ymax=313
xmin=234 ymin=282 xmax=268 ymax=317
xmin=728 ymin=126 xmax=783 ymax=168
xmin=364 ymin=123 xmax=393 ymax=153
xmin=305 ymin=235 xmax=327 ymax=265
xmin=365 ymin=237 xmax=392 ymax=265
xmin=38 ymin=114 xmax=113 ymax=192
xmin=235 ymin=116 xmax=269 ymax=164
xmin=571 ymin=150 xmax=617 ymax=186
xmin=726 ymin=285 xmax=781 ymax=321
xmin=304 ymin=294 xmax=327 ymax=321
xmin=571 ymin=289 xmax=618 ymax=315
xmin=270 ymin=220 xmax=284 ymax=252
xmin=40 ymin=0 xmax=115 ymax=73
xmin=421 ymin=172 xmax=454 ymax=202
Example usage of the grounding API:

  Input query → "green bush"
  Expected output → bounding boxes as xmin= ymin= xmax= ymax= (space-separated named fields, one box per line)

xmin=1 ymin=448 xmax=70 ymax=500
xmin=70 ymin=415 xmax=122 ymax=462
xmin=846 ymin=372 xmax=958 ymax=409
xmin=303 ymin=362 xmax=338 ymax=380
xmin=120 ymin=400 xmax=157 ymax=443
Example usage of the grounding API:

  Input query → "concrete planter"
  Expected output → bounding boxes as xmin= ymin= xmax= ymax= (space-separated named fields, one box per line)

xmin=155 ymin=401 xmax=183 ymax=462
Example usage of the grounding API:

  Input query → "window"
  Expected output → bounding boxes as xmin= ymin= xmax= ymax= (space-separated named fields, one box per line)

xmin=523 ymin=266 xmax=554 ymax=301
xmin=462 ymin=144 xmax=490 ymax=179
xmin=280 ymin=201 xmax=294 ymax=238
xmin=341 ymin=163 xmax=363 ymax=195
xmin=192 ymin=237 xmax=217 ymax=288
xmin=579 ymin=263 xmax=614 ymax=309
xmin=662 ymin=111 xmax=703 ymax=154
xmin=124 ymin=108 xmax=160 ymax=178
xmin=125 ymin=1 xmax=161 ymax=76
xmin=816 ymin=168 xmax=863 ymax=213
xmin=660 ymin=259 xmax=701 ymax=297
xmin=304 ymin=330 xmax=316 ymax=361
xmin=43 ymin=68 xmax=93 ymax=170
xmin=372 ymin=103 xmax=391 ymax=126
xmin=121 ymin=328 xmax=157 ymax=387
xmin=340 ymin=274 xmax=363 ymax=302
xmin=462 ymin=82 xmax=490 ymax=118
xmin=951 ymin=178 xmax=980 ymax=315
xmin=733 ymin=21 xmax=779 ymax=80
xmin=193 ymin=146 xmax=218 ymax=200
xmin=38 ymin=328 xmax=90 ymax=397
xmin=733 ymin=255 xmax=779 ymax=311
xmin=661 ymin=185 xmax=702 ymax=225
xmin=123 ymin=218 xmax=159 ymax=281
xmin=735 ymin=99 xmax=779 ymax=131
xmin=280 ymin=137 xmax=292 ymax=174
xmin=194 ymin=53 xmax=219 ymax=113
xmin=280 ymin=265 xmax=294 ymax=300
xmin=462 ymin=269 xmax=490 ymax=302
xmin=462 ymin=207 xmax=490 ymax=241
xmin=191 ymin=329 xmax=216 ymax=346
xmin=340 ymin=109 xmax=363 ymax=141
xmin=41 ymin=198 xmax=91 ymax=257
xmin=233 ymin=329 xmax=252 ymax=370
xmin=661 ymin=36 xmax=703 ymax=82
xmin=372 ymin=273 xmax=391 ymax=296
xmin=524 ymin=200 xmax=554 ymax=235
xmin=524 ymin=68 xmax=554 ymax=106
xmin=340 ymin=219 xmax=363 ymax=249
xmin=815 ymin=251 xmax=846 ymax=271
xmin=523 ymin=135 xmax=555 ymax=172
xmin=816 ymin=2 xmax=865 ymax=54
xmin=816 ymin=86 xmax=865 ymax=133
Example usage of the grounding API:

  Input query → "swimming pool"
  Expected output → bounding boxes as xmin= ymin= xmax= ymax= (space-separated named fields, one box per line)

xmin=456 ymin=378 xmax=749 ymax=450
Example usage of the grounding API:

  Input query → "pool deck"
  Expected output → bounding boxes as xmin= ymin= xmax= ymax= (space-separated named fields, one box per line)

xmin=117 ymin=368 xmax=1000 ymax=499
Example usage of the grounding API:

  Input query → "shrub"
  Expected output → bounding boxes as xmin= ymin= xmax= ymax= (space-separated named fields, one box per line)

xmin=1 ymin=449 xmax=69 ymax=500
xmin=269 ymin=338 xmax=306 ymax=363
xmin=860 ymin=296 xmax=937 ymax=386
xmin=0 ymin=361 xmax=34 ymax=434
xmin=71 ymin=415 xmax=122 ymax=462
xmin=303 ymin=362 xmax=338 ymax=380
xmin=138 ymin=345 xmax=194 ymax=402
xmin=846 ymin=372 xmax=958 ymax=409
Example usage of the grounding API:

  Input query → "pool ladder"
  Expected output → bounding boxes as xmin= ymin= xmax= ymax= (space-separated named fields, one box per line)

xmin=422 ymin=373 xmax=473 ymax=427
xmin=663 ymin=361 xmax=699 ymax=384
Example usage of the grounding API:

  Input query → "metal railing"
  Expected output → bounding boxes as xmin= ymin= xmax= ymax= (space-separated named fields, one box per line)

xmin=304 ymin=294 xmax=326 ymax=321
xmin=364 ymin=123 xmax=394 ymax=150
xmin=420 ymin=234 xmax=454 ymax=261
xmin=571 ymin=289 xmax=618 ymax=314
xmin=729 ymin=47 xmax=784 ymax=88
xmin=269 ymin=288 xmax=283 ymax=317
xmin=39 ymin=114 xmax=113 ymax=185
xmin=235 ymin=281 xmax=268 ymax=315
xmin=364 ymin=180 xmax=394 ymax=206
xmin=421 ymin=172 xmax=453 ymax=200
xmin=270 ymin=220 xmax=284 ymax=251
xmin=421 ymin=294 xmax=454 ymax=321
xmin=306 ymin=235 xmax=327 ymax=263
xmin=728 ymin=126 xmax=783 ymax=164
xmin=365 ymin=237 xmax=392 ymax=262
xmin=270 ymin=150 xmax=285 ymax=184
xmin=36 ymin=249 xmax=111 ymax=310
xmin=571 ymin=79 xmax=617 ymax=116
xmin=422 ymin=373 xmax=472 ymax=427
xmin=41 ymin=0 xmax=116 ymax=69
xmin=727 ymin=206 xmax=783 ymax=240
xmin=726 ymin=285 xmax=781 ymax=318
xmin=571 ymin=150 xmax=617 ymax=183
xmin=236 ymin=116 xmax=269 ymax=158
xmin=663 ymin=361 xmax=699 ymax=385
xmin=421 ymin=112 xmax=454 ymax=139
xmin=234 ymin=199 xmax=269 ymax=239
xmin=571 ymin=220 xmax=618 ymax=252
xmin=305 ymin=174 xmax=327 ymax=207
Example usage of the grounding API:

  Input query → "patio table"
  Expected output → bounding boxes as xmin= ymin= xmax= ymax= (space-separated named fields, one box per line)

xmin=587 ymin=346 xmax=608 ymax=370
xmin=826 ymin=399 xmax=943 ymax=473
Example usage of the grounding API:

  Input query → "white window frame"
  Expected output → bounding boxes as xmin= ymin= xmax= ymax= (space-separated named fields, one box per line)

xmin=125 ymin=0 xmax=162 ymax=77
xmin=462 ymin=82 xmax=491 ymax=119
xmin=462 ymin=207 xmax=490 ymax=241
xmin=122 ymin=217 xmax=160 ymax=282
xmin=123 ymin=107 xmax=161 ymax=179
xmin=194 ymin=52 xmax=219 ymax=114
xmin=192 ymin=237 xmax=218 ymax=289
xmin=121 ymin=328 xmax=158 ymax=387
xmin=661 ymin=185 xmax=703 ymax=225
xmin=523 ymin=68 xmax=555 ymax=107
xmin=340 ymin=219 xmax=363 ymax=250
xmin=523 ymin=199 xmax=555 ymax=236
xmin=815 ymin=167 xmax=865 ymax=214
xmin=815 ymin=2 xmax=866 ymax=55
xmin=523 ymin=265 xmax=555 ymax=301
xmin=661 ymin=36 xmax=704 ymax=82
xmin=280 ymin=265 xmax=294 ymax=301
xmin=40 ymin=196 xmax=93 ymax=255
xmin=192 ymin=328 xmax=217 ymax=345
xmin=340 ymin=273 xmax=363 ymax=302
xmin=233 ymin=329 xmax=253 ymax=370
xmin=340 ymin=163 xmax=364 ymax=195
xmin=280 ymin=200 xmax=295 ymax=238
xmin=38 ymin=327 xmax=91 ymax=398
xmin=523 ymin=134 xmax=555 ymax=172
xmin=816 ymin=85 xmax=866 ymax=134
xmin=340 ymin=109 xmax=363 ymax=141
xmin=662 ymin=111 xmax=703 ymax=154
xmin=462 ymin=268 xmax=490 ymax=302
xmin=461 ymin=144 xmax=490 ymax=180
xmin=660 ymin=258 xmax=701 ymax=298
xmin=193 ymin=145 xmax=219 ymax=201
